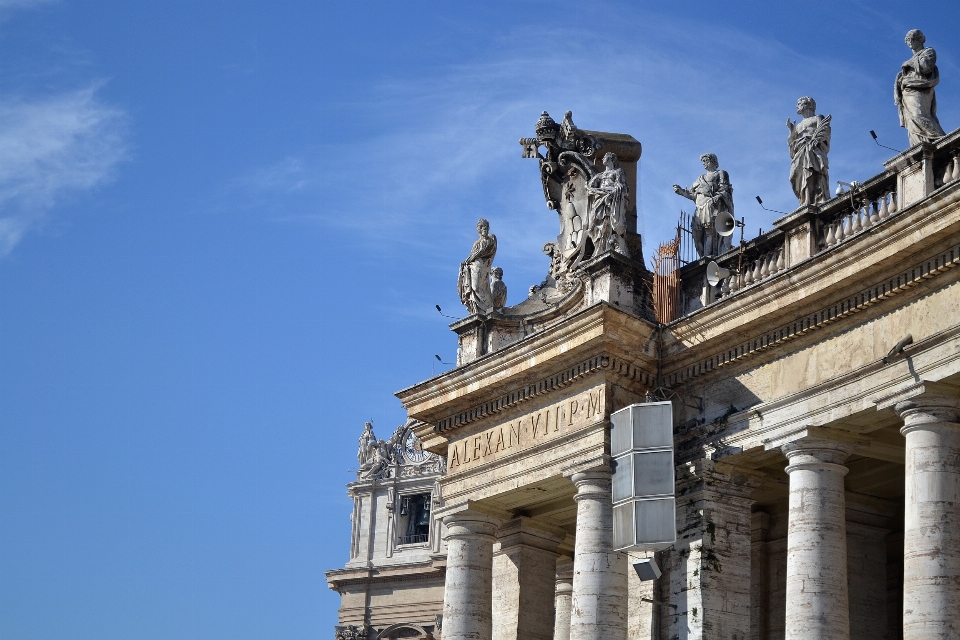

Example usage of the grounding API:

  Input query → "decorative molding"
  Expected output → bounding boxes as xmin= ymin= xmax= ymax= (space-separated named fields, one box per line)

xmin=665 ymin=240 xmax=960 ymax=386
xmin=434 ymin=353 xmax=653 ymax=433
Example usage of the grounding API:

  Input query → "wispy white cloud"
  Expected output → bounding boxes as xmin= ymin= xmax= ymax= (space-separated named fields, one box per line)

xmin=0 ymin=85 xmax=128 ymax=256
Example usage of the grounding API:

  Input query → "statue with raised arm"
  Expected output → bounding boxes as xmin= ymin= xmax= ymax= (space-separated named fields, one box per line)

xmin=787 ymin=96 xmax=831 ymax=206
xmin=457 ymin=218 xmax=498 ymax=315
xmin=895 ymin=29 xmax=946 ymax=146
xmin=584 ymin=152 xmax=630 ymax=257
xmin=672 ymin=153 xmax=733 ymax=258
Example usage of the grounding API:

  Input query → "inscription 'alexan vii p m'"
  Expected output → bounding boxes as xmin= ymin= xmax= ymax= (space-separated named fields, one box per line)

xmin=447 ymin=386 xmax=605 ymax=474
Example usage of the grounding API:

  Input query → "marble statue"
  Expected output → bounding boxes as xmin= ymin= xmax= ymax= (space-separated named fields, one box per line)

xmin=786 ymin=97 xmax=831 ymax=206
xmin=584 ymin=152 xmax=630 ymax=257
xmin=357 ymin=421 xmax=376 ymax=466
xmin=490 ymin=267 xmax=507 ymax=311
xmin=673 ymin=154 xmax=734 ymax=258
xmin=457 ymin=218 xmax=498 ymax=315
xmin=895 ymin=29 xmax=946 ymax=146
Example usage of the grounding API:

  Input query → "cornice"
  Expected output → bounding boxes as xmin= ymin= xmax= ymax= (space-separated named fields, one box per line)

xmin=663 ymin=238 xmax=960 ymax=386
xmin=397 ymin=302 xmax=656 ymax=422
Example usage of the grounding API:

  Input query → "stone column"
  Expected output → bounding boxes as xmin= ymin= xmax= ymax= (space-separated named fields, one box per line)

xmin=894 ymin=393 xmax=960 ymax=640
xmin=554 ymin=557 xmax=574 ymax=640
xmin=781 ymin=439 xmax=855 ymax=640
xmin=491 ymin=518 xmax=562 ymax=640
xmin=569 ymin=468 xmax=628 ymax=640
xmin=441 ymin=510 xmax=500 ymax=640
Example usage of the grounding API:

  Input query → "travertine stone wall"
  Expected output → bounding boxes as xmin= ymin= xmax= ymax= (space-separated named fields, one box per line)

xmin=846 ymin=521 xmax=889 ymax=640
xmin=626 ymin=550 xmax=658 ymax=639
xmin=663 ymin=461 xmax=758 ymax=640
xmin=491 ymin=518 xmax=562 ymax=640
xmin=750 ymin=511 xmax=771 ymax=640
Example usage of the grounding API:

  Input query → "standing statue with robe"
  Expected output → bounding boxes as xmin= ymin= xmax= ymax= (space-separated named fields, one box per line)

xmin=458 ymin=218 xmax=498 ymax=315
xmin=786 ymin=96 xmax=831 ymax=206
xmin=672 ymin=153 xmax=734 ymax=258
xmin=895 ymin=29 xmax=946 ymax=146
xmin=584 ymin=152 xmax=630 ymax=257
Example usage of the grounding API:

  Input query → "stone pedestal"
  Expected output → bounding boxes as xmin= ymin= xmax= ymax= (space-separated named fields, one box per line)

xmin=568 ymin=469 xmax=628 ymax=640
xmin=440 ymin=510 xmax=500 ymax=640
xmin=491 ymin=518 xmax=562 ymax=640
xmin=781 ymin=439 xmax=855 ymax=640
xmin=894 ymin=394 xmax=960 ymax=640
xmin=554 ymin=557 xmax=574 ymax=640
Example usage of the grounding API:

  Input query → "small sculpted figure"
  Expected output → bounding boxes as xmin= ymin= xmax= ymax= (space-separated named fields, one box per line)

xmin=357 ymin=421 xmax=376 ymax=466
xmin=457 ymin=218 xmax=498 ymax=315
xmin=895 ymin=29 xmax=946 ymax=146
xmin=490 ymin=267 xmax=507 ymax=311
xmin=786 ymin=97 xmax=831 ymax=206
xmin=585 ymin=152 xmax=630 ymax=256
xmin=673 ymin=154 xmax=734 ymax=258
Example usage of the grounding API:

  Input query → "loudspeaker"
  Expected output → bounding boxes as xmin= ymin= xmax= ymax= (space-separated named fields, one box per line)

xmin=706 ymin=260 xmax=731 ymax=287
xmin=716 ymin=210 xmax=737 ymax=237
xmin=632 ymin=558 xmax=662 ymax=581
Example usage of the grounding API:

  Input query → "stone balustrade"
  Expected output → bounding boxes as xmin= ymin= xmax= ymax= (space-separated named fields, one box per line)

xmin=679 ymin=128 xmax=960 ymax=316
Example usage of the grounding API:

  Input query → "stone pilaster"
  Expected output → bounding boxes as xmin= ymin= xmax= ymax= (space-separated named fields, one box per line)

xmin=440 ymin=510 xmax=500 ymax=640
xmin=568 ymin=468 xmax=628 ymax=640
xmin=663 ymin=460 xmax=760 ymax=640
xmin=894 ymin=392 xmax=960 ymax=640
xmin=781 ymin=439 xmax=855 ymax=640
xmin=750 ymin=510 xmax=770 ymax=640
xmin=554 ymin=557 xmax=574 ymax=640
xmin=491 ymin=518 xmax=562 ymax=640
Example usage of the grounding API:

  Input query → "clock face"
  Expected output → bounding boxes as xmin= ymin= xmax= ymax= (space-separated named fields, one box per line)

xmin=403 ymin=430 xmax=430 ymax=463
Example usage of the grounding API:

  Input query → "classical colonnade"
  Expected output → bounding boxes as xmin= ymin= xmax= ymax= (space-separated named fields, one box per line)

xmin=438 ymin=389 xmax=960 ymax=640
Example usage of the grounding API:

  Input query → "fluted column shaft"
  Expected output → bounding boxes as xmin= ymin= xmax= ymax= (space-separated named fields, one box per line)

xmin=895 ymin=396 xmax=960 ymax=640
xmin=554 ymin=557 xmax=574 ymax=640
xmin=441 ymin=511 xmax=499 ymax=640
xmin=569 ymin=469 xmax=627 ymax=640
xmin=781 ymin=440 xmax=854 ymax=640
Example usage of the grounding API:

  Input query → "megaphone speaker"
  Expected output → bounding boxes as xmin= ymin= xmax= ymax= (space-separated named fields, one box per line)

xmin=716 ymin=211 xmax=737 ymax=237
xmin=706 ymin=260 xmax=731 ymax=287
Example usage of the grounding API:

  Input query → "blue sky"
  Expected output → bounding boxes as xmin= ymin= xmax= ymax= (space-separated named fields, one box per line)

xmin=1 ymin=1 xmax=957 ymax=637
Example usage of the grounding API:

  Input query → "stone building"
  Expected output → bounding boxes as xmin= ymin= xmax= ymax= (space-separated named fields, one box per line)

xmin=327 ymin=62 xmax=960 ymax=640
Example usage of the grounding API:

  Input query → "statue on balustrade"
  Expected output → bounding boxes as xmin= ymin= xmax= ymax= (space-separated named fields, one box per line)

xmin=786 ymin=97 xmax=831 ymax=206
xmin=490 ymin=267 xmax=507 ymax=311
xmin=672 ymin=153 xmax=734 ymax=258
xmin=457 ymin=218 xmax=498 ymax=315
xmin=895 ymin=29 xmax=946 ymax=146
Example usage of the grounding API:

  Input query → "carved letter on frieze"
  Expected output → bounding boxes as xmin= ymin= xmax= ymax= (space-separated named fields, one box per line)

xmin=445 ymin=385 xmax=606 ymax=475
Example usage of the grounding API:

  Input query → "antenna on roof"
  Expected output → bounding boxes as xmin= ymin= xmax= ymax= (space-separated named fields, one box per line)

xmin=870 ymin=130 xmax=900 ymax=154
xmin=755 ymin=196 xmax=788 ymax=216
xmin=436 ymin=305 xmax=457 ymax=319
xmin=435 ymin=354 xmax=453 ymax=365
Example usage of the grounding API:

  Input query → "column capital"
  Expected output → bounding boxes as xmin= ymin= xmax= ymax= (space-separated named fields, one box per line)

xmin=441 ymin=508 xmax=502 ymax=542
xmin=781 ymin=437 xmax=855 ymax=474
xmin=568 ymin=468 xmax=612 ymax=502
xmin=894 ymin=393 xmax=960 ymax=433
